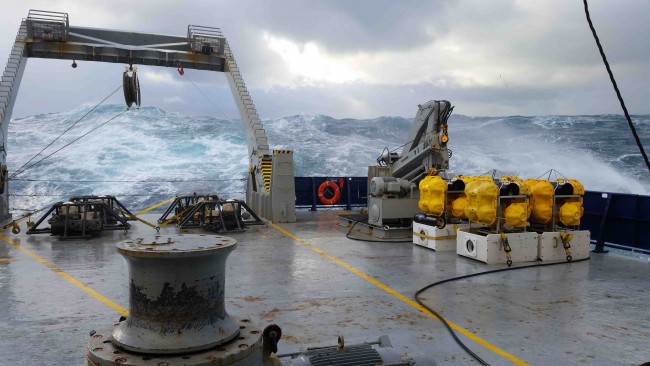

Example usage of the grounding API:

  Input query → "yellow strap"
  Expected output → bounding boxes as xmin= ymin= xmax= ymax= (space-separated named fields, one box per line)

xmin=122 ymin=211 xmax=157 ymax=229
xmin=136 ymin=197 xmax=175 ymax=215
xmin=2 ymin=213 xmax=31 ymax=231
xmin=559 ymin=232 xmax=573 ymax=244
xmin=158 ymin=207 xmax=191 ymax=228
xmin=159 ymin=216 xmax=178 ymax=228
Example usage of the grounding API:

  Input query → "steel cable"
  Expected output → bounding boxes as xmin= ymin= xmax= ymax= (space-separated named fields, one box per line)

xmin=11 ymin=110 xmax=127 ymax=177
xmin=9 ymin=83 xmax=124 ymax=179
xmin=583 ymin=0 xmax=650 ymax=172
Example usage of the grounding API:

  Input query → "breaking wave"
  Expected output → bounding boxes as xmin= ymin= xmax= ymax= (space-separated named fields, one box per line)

xmin=7 ymin=105 xmax=650 ymax=212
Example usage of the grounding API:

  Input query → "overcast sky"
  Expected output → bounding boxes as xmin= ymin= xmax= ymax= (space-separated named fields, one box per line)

xmin=1 ymin=0 xmax=649 ymax=119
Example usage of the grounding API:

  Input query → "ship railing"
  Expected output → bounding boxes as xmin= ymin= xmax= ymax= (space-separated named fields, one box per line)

xmin=582 ymin=191 xmax=650 ymax=255
xmin=26 ymin=10 xmax=69 ymax=41
xmin=295 ymin=176 xmax=368 ymax=211
xmin=296 ymin=176 xmax=649 ymax=254
xmin=187 ymin=25 xmax=224 ymax=55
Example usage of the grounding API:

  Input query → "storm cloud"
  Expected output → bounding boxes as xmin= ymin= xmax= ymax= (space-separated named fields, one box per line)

xmin=1 ymin=0 xmax=648 ymax=119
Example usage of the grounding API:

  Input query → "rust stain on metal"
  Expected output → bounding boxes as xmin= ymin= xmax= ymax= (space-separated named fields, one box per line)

xmin=243 ymin=295 xmax=266 ymax=302
xmin=283 ymin=335 xmax=298 ymax=343
xmin=260 ymin=307 xmax=280 ymax=319
xmin=128 ymin=280 xmax=226 ymax=335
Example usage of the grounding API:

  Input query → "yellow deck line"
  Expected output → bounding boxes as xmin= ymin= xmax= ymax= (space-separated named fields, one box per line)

xmin=135 ymin=197 xmax=175 ymax=215
xmin=270 ymin=223 xmax=528 ymax=366
xmin=0 ymin=217 xmax=524 ymax=364
xmin=0 ymin=234 xmax=128 ymax=317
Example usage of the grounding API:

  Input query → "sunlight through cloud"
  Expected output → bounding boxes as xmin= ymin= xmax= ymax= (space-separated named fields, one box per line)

xmin=264 ymin=33 xmax=363 ymax=85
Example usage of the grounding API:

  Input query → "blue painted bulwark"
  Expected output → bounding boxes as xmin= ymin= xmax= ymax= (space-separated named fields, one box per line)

xmin=295 ymin=176 xmax=649 ymax=253
xmin=582 ymin=191 xmax=650 ymax=254
xmin=295 ymin=177 xmax=367 ymax=210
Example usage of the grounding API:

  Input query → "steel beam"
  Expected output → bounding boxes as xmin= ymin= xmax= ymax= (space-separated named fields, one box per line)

xmin=26 ymin=26 xmax=226 ymax=72
xmin=0 ymin=21 xmax=28 ymax=225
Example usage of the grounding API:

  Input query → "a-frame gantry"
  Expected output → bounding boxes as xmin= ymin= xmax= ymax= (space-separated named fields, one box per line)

xmin=0 ymin=10 xmax=296 ymax=224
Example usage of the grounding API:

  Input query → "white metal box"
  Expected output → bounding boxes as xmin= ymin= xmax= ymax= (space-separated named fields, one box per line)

xmin=457 ymin=230 xmax=539 ymax=264
xmin=413 ymin=222 xmax=469 ymax=251
xmin=368 ymin=196 xmax=419 ymax=226
xmin=538 ymin=230 xmax=590 ymax=261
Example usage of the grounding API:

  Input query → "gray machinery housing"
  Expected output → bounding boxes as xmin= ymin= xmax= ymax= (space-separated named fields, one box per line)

xmin=0 ymin=10 xmax=296 ymax=224
xmin=368 ymin=100 xmax=452 ymax=227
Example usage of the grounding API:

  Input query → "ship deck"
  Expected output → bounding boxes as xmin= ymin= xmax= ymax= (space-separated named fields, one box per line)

xmin=0 ymin=210 xmax=648 ymax=365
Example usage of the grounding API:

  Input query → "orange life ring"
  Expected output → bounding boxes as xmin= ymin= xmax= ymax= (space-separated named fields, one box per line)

xmin=318 ymin=180 xmax=341 ymax=205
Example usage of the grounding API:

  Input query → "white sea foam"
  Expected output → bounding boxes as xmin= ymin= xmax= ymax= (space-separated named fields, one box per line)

xmin=7 ymin=105 xmax=650 ymax=212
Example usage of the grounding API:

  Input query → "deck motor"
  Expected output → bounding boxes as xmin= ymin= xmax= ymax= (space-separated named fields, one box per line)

xmin=367 ymin=176 xmax=417 ymax=227
xmin=277 ymin=335 xmax=436 ymax=365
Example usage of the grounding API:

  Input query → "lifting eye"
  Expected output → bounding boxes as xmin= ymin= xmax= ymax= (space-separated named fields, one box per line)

xmin=71 ymin=60 xmax=77 ymax=68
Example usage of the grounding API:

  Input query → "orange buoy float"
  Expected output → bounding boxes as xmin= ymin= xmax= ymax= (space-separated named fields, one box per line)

xmin=318 ymin=179 xmax=342 ymax=205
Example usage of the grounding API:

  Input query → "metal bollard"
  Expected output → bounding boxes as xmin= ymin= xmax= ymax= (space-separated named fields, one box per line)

xmin=87 ymin=234 xmax=266 ymax=366
xmin=112 ymin=234 xmax=240 ymax=354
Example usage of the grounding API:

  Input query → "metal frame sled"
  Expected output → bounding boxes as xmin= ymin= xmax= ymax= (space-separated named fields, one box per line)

xmin=26 ymin=195 xmax=132 ymax=239
xmin=158 ymin=194 xmax=264 ymax=233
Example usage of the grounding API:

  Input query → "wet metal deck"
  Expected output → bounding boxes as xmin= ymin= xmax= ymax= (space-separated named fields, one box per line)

xmin=0 ymin=210 xmax=648 ymax=365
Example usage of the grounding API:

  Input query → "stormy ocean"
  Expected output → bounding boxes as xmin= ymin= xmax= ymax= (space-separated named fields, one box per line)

xmin=7 ymin=105 xmax=650 ymax=213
